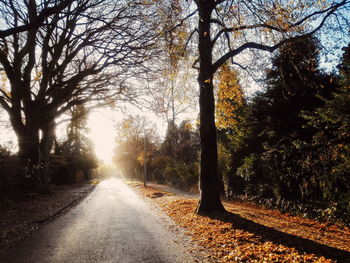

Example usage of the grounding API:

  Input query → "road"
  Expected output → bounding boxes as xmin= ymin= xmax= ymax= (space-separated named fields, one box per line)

xmin=2 ymin=178 xmax=200 ymax=263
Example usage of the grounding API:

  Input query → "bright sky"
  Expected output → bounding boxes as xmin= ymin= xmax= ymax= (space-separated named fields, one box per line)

xmin=87 ymin=110 xmax=117 ymax=164
xmin=86 ymin=105 xmax=172 ymax=164
xmin=0 ymin=104 xmax=176 ymax=163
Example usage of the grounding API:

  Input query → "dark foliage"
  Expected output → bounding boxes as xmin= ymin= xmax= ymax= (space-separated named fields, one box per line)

xmin=223 ymin=37 xmax=350 ymax=225
xmin=155 ymin=120 xmax=200 ymax=189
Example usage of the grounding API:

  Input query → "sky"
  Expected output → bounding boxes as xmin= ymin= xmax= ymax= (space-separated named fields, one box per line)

xmin=86 ymin=104 xmax=172 ymax=164
xmin=0 ymin=101 xmax=190 ymax=164
xmin=87 ymin=110 xmax=117 ymax=164
xmin=0 ymin=111 xmax=17 ymax=152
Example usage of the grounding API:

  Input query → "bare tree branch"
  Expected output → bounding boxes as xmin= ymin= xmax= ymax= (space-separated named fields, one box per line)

xmin=0 ymin=0 xmax=72 ymax=38
xmin=212 ymin=1 xmax=348 ymax=73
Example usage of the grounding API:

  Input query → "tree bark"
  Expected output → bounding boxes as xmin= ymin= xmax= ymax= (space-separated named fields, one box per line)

xmin=195 ymin=1 xmax=225 ymax=214
xmin=18 ymin=129 xmax=41 ymax=164
xmin=11 ymin=107 xmax=55 ymax=165
xmin=40 ymin=121 xmax=56 ymax=163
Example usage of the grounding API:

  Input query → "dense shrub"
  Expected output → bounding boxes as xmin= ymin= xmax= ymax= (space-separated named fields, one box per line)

xmin=48 ymin=153 xmax=97 ymax=185
xmin=162 ymin=160 xmax=198 ymax=189
xmin=0 ymin=155 xmax=22 ymax=197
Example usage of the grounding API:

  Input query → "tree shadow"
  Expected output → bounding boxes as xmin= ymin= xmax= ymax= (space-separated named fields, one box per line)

xmin=206 ymin=211 xmax=350 ymax=263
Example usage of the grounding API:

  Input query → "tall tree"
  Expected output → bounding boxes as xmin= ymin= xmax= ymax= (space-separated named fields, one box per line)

xmin=249 ymin=36 xmax=336 ymax=201
xmin=65 ymin=105 xmax=91 ymax=157
xmin=0 ymin=0 xmax=159 ymax=164
xmin=146 ymin=0 xmax=196 ymax=138
xmin=215 ymin=63 xmax=245 ymax=195
xmin=263 ymin=36 xmax=330 ymax=142
xmin=186 ymin=0 xmax=349 ymax=213
xmin=301 ymin=43 xmax=350 ymax=209
xmin=216 ymin=63 xmax=244 ymax=130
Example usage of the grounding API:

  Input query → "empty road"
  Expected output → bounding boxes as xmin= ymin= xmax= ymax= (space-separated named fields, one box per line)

xmin=2 ymin=178 xmax=200 ymax=263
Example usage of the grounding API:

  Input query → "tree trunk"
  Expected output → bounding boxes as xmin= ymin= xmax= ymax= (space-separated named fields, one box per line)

xmin=40 ymin=121 xmax=56 ymax=163
xmin=195 ymin=2 xmax=225 ymax=214
xmin=18 ymin=129 xmax=41 ymax=164
xmin=11 ymin=109 xmax=55 ymax=165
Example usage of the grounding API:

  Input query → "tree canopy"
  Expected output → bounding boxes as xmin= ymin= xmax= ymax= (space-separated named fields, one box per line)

xmin=0 ymin=0 xmax=160 ymax=164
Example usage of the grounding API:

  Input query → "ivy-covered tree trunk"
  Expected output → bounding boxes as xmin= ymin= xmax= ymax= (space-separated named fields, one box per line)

xmin=195 ymin=1 xmax=225 ymax=214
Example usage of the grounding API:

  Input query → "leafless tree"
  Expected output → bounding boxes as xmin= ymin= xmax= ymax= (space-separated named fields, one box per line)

xmin=0 ymin=0 xmax=160 ymax=164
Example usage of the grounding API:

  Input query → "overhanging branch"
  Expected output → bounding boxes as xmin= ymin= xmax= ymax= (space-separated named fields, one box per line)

xmin=0 ymin=0 xmax=72 ymax=38
xmin=212 ymin=1 xmax=348 ymax=73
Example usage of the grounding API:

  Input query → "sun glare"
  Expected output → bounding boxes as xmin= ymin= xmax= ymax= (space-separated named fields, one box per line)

xmin=87 ymin=111 xmax=116 ymax=164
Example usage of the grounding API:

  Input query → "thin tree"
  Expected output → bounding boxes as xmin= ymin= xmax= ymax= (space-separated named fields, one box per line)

xmin=146 ymin=0 xmax=196 ymax=125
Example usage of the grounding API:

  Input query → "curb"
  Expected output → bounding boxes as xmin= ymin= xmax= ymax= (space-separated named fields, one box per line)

xmin=32 ymin=185 xmax=95 ymax=224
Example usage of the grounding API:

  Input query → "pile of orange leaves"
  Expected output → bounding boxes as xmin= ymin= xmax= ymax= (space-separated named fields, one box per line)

xmin=135 ymin=185 xmax=350 ymax=263
xmin=163 ymin=200 xmax=333 ymax=262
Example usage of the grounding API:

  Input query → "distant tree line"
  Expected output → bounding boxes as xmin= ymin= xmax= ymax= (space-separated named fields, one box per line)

xmin=114 ymin=116 xmax=199 ymax=191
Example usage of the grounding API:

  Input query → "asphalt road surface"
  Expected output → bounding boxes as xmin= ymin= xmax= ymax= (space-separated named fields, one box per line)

xmin=2 ymin=178 xmax=199 ymax=263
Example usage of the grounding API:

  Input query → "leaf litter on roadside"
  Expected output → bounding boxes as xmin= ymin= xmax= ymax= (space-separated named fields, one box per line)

xmin=135 ymin=185 xmax=350 ymax=263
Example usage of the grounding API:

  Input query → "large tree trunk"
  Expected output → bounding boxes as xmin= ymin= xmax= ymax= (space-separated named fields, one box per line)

xmin=18 ymin=129 xmax=41 ymax=164
xmin=195 ymin=2 xmax=225 ymax=214
xmin=40 ymin=121 xmax=56 ymax=163
xmin=11 ymin=109 xmax=55 ymax=165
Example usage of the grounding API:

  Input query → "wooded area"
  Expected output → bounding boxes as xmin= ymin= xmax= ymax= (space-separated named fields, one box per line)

xmin=0 ymin=0 xmax=349 ymax=227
